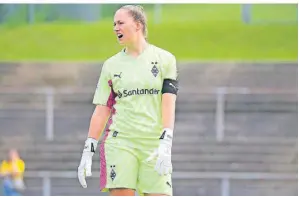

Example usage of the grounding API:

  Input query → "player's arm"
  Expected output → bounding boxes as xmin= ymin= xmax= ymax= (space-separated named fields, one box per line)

xmin=161 ymin=54 xmax=178 ymax=131
xmin=162 ymin=91 xmax=177 ymax=130
xmin=78 ymin=62 xmax=112 ymax=188
xmin=88 ymin=105 xmax=111 ymax=140
xmin=78 ymin=105 xmax=111 ymax=188
xmin=147 ymin=54 xmax=178 ymax=176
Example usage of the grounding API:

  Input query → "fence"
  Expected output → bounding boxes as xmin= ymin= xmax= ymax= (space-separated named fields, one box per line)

xmin=0 ymin=4 xmax=156 ymax=24
xmin=1 ymin=4 xmax=297 ymax=25
xmin=25 ymin=170 xmax=297 ymax=196
xmin=241 ymin=4 xmax=298 ymax=24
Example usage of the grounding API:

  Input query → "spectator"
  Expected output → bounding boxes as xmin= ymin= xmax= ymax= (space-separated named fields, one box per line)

xmin=0 ymin=149 xmax=25 ymax=196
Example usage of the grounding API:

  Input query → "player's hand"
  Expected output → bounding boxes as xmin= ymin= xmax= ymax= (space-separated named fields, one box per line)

xmin=146 ymin=128 xmax=173 ymax=176
xmin=78 ymin=138 xmax=98 ymax=188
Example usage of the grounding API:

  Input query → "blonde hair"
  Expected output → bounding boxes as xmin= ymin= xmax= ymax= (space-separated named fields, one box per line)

xmin=119 ymin=5 xmax=148 ymax=39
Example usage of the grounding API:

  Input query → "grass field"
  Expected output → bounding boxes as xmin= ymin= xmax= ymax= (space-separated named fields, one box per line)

xmin=0 ymin=4 xmax=297 ymax=61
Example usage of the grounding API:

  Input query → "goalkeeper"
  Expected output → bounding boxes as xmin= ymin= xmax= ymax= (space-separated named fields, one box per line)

xmin=78 ymin=5 xmax=178 ymax=196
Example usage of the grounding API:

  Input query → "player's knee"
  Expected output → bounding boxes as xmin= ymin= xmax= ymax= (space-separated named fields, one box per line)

xmin=109 ymin=188 xmax=135 ymax=196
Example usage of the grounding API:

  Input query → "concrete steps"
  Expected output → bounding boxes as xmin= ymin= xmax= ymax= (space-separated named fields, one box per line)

xmin=0 ymin=110 xmax=297 ymax=138
xmin=0 ymin=137 xmax=296 ymax=174
xmin=1 ymin=62 xmax=297 ymax=89
xmin=0 ymin=62 xmax=297 ymax=196
xmin=14 ymin=153 xmax=294 ymax=164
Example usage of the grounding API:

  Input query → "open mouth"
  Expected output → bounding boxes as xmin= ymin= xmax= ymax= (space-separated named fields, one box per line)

xmin=117 ymin=34 xmax=123 ymax=39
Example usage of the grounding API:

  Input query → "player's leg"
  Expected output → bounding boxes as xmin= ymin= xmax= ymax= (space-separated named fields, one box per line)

xmin=109 ymin=188 xmax=135 ymax=196
xmin=136 ymin=149 xmax=173 ymax=196
xmin=144 ymin=193 xmax=168 ymax=196
xmin=99 ymin=142 xmax=139 ymax=195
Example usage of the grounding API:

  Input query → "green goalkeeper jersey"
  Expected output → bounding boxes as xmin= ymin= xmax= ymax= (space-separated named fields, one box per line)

xmin=93 ymin=44 xmax=177 ymax=150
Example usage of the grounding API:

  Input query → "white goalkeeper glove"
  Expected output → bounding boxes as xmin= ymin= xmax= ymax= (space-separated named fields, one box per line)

xmin=146 ymin=128 xmax=173 ymax=176
xmin=78 ymin=137 xmax=98 ymax=188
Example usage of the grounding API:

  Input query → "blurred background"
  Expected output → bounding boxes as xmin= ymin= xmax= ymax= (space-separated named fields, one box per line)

xmin=0 ymin=3 xmax=298 ymax=196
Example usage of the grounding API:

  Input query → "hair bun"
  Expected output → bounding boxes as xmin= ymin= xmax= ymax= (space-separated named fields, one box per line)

xmin=135 ymin=5 xmax=144 ymax=11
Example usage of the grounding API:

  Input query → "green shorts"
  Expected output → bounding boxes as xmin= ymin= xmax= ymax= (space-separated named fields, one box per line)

xmin=99 ymin=140 xmax=173 ymax=195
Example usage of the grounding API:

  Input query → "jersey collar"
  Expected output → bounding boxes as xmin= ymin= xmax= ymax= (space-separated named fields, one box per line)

xmin=122 ymin=43 xmax=151 ymax=60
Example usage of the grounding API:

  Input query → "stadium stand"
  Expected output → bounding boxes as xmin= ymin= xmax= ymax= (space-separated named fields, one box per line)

xmin=0 ymin=62 xmax=297 ymax=195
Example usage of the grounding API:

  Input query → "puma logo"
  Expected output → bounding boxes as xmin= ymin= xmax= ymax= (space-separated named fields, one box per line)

xmin=169 ymin=82 xmax=177 ymax=90
xmin=114 ymin=72 xmax=122 ymax=78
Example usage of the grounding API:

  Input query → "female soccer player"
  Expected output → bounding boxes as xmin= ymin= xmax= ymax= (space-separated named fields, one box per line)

xmin=78 ymin=5 xmax=178 ymax=196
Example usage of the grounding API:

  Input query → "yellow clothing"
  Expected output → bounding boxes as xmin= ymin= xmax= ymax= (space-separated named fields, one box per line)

xmin=0 ymin=159 xmax=25 ymax=180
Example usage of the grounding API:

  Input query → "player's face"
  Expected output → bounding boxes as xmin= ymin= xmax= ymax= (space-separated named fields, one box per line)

xmin=114 ymin=9 xmax=138 ymax=45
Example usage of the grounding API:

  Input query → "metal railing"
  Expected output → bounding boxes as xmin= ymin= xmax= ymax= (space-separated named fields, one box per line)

xmin=25 ymin=171 xmax=297 ymax=196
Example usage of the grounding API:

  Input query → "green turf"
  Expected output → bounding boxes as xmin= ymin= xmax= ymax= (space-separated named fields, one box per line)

xmin=0 ymin=4 xmax=297 ymax=61
xmin=252 ymin=4 xmax=298 ymax=22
